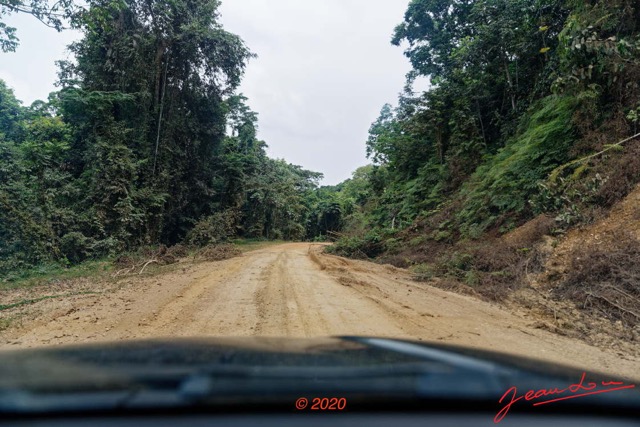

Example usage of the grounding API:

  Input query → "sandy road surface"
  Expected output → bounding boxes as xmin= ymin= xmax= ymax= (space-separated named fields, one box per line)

xmin=1 ymin=243 xmax=638 ymax=379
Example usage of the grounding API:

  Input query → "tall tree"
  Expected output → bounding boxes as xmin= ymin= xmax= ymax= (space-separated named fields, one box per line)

xmin=57 ymin=0 xmax=253 ymax=246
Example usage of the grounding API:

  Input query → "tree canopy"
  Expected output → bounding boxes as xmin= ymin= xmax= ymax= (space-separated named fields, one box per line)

xmin=0 ymin=0 xmax=324 ymax=274
xmin=332 ymin=0 xmax=640 ymax=258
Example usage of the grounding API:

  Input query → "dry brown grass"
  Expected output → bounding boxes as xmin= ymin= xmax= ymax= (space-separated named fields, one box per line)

xmin=502 ymin=214 xmax=555 ymax=249
xmin=113 ymin=245 xmax=182 ymax=276
xmin=554 ymin=230 xmax=640 ymax=327
xmin=594 ymin=143 xmax=640 ymax=208
xmin=194 ymin=244 xmax=242 ymax=262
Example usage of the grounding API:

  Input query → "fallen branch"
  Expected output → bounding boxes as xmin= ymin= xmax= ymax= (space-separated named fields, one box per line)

xmin=550 ymin=131 xmax=640 ymax=181
xmin=112 ymin=267 xmax=136 ymax=278
xmin=601 ymin=283 xmax=637 ymax=301
xmin=585 ymin=291 xmax=640 ymax=320
xmin=139 ymin=259 xmax=158 ymax=275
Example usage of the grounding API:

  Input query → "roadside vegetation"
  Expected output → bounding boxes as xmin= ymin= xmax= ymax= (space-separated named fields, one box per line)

xmin=0 ymin=1 xmax=338 ymax=283
xmin=323 ymin=0 xmax=640 ymax=337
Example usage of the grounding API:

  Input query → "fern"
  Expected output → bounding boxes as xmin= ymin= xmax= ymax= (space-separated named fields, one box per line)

xmin=456 ymin=95 xmax=578 ymax=235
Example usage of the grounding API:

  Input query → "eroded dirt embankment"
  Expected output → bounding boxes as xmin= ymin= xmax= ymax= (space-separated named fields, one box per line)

xmin=1 ymin=242 xmax=638 ymax=379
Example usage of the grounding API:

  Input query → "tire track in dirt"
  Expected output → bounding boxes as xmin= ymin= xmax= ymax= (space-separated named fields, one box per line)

xmin=1 ymin=242 xmax=638 ymax=380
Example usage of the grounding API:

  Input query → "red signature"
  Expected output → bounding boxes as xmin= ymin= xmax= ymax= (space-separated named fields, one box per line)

xmin=494 ymin=372 xmax=636 ymax=423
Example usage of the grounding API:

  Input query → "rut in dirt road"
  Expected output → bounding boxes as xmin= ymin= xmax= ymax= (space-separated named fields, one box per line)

xmin=2 ymin=243 xmax=639 ymax=379
xmin=140 ymin=244 xmax=405 ymax=337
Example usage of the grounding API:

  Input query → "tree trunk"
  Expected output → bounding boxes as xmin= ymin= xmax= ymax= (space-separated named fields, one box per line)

xmin=153 ymin=50 xmax=169 ymax=176
xmin=503 ymin=55 xmax=516 ymax=111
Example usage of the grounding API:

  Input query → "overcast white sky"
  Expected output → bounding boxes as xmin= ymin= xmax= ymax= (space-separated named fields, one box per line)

xmin=1 ymin=0 xmax=415 ymax=185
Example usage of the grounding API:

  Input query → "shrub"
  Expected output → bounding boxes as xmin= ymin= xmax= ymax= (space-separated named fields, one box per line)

xmin=90 ymin=237 xmax=120 ymax=258
xmin=411 ymin=263 xmax=435 ymax=281
xmin=186 ymin=210 xmax=238 ymax=247
xmin=59 ymin=232 xmax=94 ymax=264
xmin=327 ymin=231 xmax=384 ymax=259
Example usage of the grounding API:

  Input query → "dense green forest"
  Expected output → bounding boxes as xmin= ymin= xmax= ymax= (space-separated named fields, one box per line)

xmin=324 ymin=0 xmax=640 ymax=310
xmin=0 ymin=0 xmax=344 ymax=275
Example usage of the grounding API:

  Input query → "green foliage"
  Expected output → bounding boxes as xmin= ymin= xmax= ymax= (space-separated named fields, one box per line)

xmin=1 ymin=259 xmax=111 ymax=291
xmin=531 ymin=172 xmax=608 ymax=230
xmin=410 ymin=263 xmax=435 ymax=282
xmin=186 ymin=210 xmax=239 ymax=247
xmin=332 ymin=0 xmax=640 ymax=310
xmin=0 ymin=1 xmax=78 ymax=52
xmin=59 ymin=232 xmax=93 ymax=264
xmin=305 ymin=188 xmax=344 ymax=239
xmin=456 ymin=95 xmax=578 ymax=235
xmin=437 ymin=251 xmax=475 ymax=279
xmin=356 ymin=1 xmax=572 ymax=237
xmin=554 ymin=0 xmax=640 ymax=96
xmin=343 ymin=0 xmax=569 ymax=223
xmin=326 ymin=231 xmax=385 ymax=259
xmin=0 ymin=114 xmax=60 ymax=272
xmin=0 ymin=1 xmax=323 ymax=277
xmin=0 ymin=80 xmax=23 ymax=137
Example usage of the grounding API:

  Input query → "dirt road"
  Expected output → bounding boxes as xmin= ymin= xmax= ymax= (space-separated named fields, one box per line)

xmin=2 ymin=243 xmax=638 ymax=379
